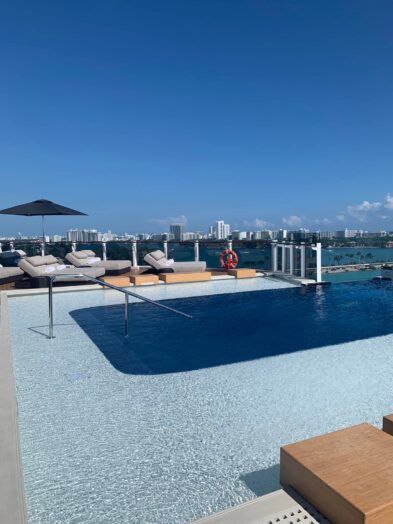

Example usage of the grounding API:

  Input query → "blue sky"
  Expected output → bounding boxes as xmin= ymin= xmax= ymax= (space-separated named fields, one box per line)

xmin=1 ymin=0 xmax=393 ymax=235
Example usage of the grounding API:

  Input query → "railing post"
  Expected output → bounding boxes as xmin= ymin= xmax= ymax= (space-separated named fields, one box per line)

xmin=72 ymin=242 xmax=76 ymax=253
xmin=194 ymin=240 xmax=199 ymax=261
xmin=0 ymin=242 xmax=2 ymax=253
xmin=289 ymin=243 xmax=294 ymax=275
xmin=41 ymin=242 xmax=45 ymax=256
xmin=271 ymin=241 xmax=278 ymax=272
xmin=10 ymin=241 xmax=14 ymax=252
xmin=315 ymin=242 xmax=322 ymax=283
xmin=48 ymin=277 xmax=54 ymax=339
xmin=282 ymin=242 xmax=287 ymax=273
xmin=102 ymin=242 xmax=107 ymax=261
xmin=163 ymin=240 xmax=168 ymax=258
xmin=125 ymin=294 xmax=129 ymax=337
xmin=300 ymin=242 xmax=306 ymax=279
xmin=131 ymin=240 xmax=138 ymax=267
xmin=227 ymin=239 xmax=232 ymax=251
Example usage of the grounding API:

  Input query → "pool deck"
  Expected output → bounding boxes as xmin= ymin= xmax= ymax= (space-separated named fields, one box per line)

xmin=0 ymin=293 xmax=27 ymax=524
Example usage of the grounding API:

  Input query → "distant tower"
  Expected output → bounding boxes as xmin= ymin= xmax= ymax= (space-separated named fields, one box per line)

xmin=170 ymin=223 xmax=184 ymax=241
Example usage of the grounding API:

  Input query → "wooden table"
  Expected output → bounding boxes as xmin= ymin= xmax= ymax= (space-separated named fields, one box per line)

xmin=130 ymin=274 xmax=159 ymax=286
xmin=159 ymin=272 xmax=211 ymax=284
xmin=281 ymin=423 xmax=393 ymax=523
xmin=101 ymin=275 xmax=130 ymax=287
xmin=227 ymin=268 xmax=257 ymax=278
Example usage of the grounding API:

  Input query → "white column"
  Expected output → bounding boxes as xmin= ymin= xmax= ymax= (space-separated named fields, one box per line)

xmin=163 ymin=241 xmax=168 ymax=258
xmin=131 ymin=240 xmax=138 ymax=267
xmin=194 ymin=240 xmax=199 ymax=261
xmin=227 ymin=239 xmax=233 ymax=251
xmin=72 ymin=242 xmax=76 ymax=253
xmin=315 ymin=242 xmax=322 ymax=283
xmin=10 ymin=241 xmax=14 ymax=252
xmin=271 ymin=242 xmax=278 ymax=272
xmin=289 ymin=243 xmax=294 ymax=275
xmin=281 ymin=243 xmax=286 ymax=273
xmin=102 ymin=242 xmax=107 ymax=261
xmin=41 ymin=242 xmax=45 ymax=256
xmin=300 ymin=242 xmax=306 ymax=278
xmin=0 ymin=243 xmax=2 ymax=253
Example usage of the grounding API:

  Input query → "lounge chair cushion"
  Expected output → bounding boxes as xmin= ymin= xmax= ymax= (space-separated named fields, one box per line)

xmin=149 ymin=250 xmax=166 ymax=261
xmin=26 ymin=255 xmax=58 ymax=267
xmin=72 ymin=251 xmax=89 ymax=259
xmin=94 ymin=260 xmax=131 ymax=271
xmin=144 ymin=251 xmax=207 ymax=273
xmin=65 ymin=253 xmax=90 ymax=267
xmin=171 ymin=261 xmax=207 ymax=273
xmin=18 ymin=258 xmax=105 ymax=279
xmin=82 ymin=250 xmax=96 ymax=257
xmin=0 ymin=267 xmax=24 ymax=280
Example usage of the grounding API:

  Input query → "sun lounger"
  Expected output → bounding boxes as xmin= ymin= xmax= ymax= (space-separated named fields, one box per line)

xmin=66 ymin=250 xmax=131 ymax=275
xmin=144 ymin=250 xmax=207 ymax=273
xmin=0 ymin=266 xmax=25 ymax=288
xmin=18 ymin=255 xmax=105 ymax=288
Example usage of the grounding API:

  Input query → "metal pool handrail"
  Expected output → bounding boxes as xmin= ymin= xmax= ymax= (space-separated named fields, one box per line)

xmin=47 ymin=273 xmax=192 ymax=339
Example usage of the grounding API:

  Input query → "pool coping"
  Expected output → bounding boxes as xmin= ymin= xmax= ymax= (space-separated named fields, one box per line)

xmin=0 ymin=292 xmax=27 ymax=524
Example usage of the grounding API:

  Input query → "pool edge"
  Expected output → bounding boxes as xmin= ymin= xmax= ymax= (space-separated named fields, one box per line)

xmin=0 ymin=292 xmax=27 ymax=524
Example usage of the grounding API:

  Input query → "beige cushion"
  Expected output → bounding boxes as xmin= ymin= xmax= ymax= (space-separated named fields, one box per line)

xmin=82 ymin=250 xmax=96 ymax=257
xmin=72 ymin=251 xmax=88 ymax=259
xmin=26 ymin=255 xmax=58 ymax=267
xmin=149 ymin=250 xmax=166 ymax=261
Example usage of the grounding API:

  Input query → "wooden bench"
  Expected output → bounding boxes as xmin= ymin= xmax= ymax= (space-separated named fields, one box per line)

xmin=227 ymin=268 xmax=257 ymax=279
xmin=130 ymin=274 xmax=159 ymax=286
xmin=281 ymin=423 xmax=393 ymax=523
xmin=159 ymin=272 xmax=211 ymax=284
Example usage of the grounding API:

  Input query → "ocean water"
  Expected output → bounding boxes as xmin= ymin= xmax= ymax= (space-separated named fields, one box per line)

xmin=8 ymin=279 xmax=393 ymax=523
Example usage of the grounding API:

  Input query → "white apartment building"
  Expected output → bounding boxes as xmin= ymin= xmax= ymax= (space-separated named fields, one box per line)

xmin=213 ymin=220 xmax=231 ymax=239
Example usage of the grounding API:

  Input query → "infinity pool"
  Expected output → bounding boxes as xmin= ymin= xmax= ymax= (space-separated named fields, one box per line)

xmin=8 ymin=279 xmax=393 ymax=523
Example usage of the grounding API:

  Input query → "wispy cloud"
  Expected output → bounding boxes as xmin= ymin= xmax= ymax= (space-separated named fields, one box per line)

xmin=149 ymin=214 xmax=187 ymax=227
xmin=346 ymin=200 xmax=382 ymax=221
xmin=243 ymin=218 xmax=270 ymax=229
xmin=282 ymin=215 xmax=302 ymax=227
xmin=384 ymin=193 xmax=393 ymax=210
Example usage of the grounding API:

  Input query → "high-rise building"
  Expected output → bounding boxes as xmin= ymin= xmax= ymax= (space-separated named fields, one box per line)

xmin=170 ymin=223 xmax=184 ymax=241
xmin=67 ymin=229 xmax=99 ymax=242
xmin=214 ymin=220 xmax=231 ymax=239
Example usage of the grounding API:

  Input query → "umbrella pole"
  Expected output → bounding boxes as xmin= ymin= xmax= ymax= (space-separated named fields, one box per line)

xmin=42 ymin=215 xmax=45 ymax=255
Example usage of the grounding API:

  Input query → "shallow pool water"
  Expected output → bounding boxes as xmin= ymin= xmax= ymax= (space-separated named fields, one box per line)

xmin=8 ymin=278 xmax=393 ymax=523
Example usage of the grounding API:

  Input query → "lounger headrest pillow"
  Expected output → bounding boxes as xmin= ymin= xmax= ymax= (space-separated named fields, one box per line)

xmin=26 ymin=255 xmax=58 ymax=267
xmin=148 ymin=250 xmax=166 ymax=261
xmin=82 ymin=250 xmax=96 ymax=257
xmin=72 ymin=251 xmax=88 ymax=259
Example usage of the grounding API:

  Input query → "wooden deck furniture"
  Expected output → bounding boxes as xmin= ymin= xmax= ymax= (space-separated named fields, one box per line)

xmin=227 ymin=268 xmax=257 ymax=278
xmin=101 ymin=275 xmax=130 ymax=287
xmin=159 ymin=271 xmax=211 ymax=284
xmin=281 ymin=423 xmax=393 ymax=523
xmin=383 ymin=414 xmax=393 ymax=436
xmin=130 ymin=274 xmax=159 ymax=286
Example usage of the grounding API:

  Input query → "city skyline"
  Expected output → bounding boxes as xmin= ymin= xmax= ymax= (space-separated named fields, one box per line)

xmin=2 ymin=2 xmax=393 ymax=234
xmin=1 ymin=193 xmax=393 ymax=237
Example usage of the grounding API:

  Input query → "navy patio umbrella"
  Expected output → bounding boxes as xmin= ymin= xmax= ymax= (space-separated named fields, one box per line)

xmin=0 ymin=199 xmax=87 ymax=253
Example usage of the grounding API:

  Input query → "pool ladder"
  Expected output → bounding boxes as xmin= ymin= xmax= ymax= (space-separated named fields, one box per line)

xmin=47 ymin=274 xmax=192 ymax=339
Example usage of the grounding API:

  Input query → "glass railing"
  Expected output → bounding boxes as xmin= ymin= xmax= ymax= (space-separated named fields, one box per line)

xmin=0 ymin=240 xmax=275 ymax=270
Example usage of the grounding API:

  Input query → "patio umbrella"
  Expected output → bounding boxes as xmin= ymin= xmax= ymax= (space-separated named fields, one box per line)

xmin=0 ymin=199 xmax=87 ymax=253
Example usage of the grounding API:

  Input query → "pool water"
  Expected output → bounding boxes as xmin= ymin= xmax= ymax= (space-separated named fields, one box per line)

xmin=8 ymin=280 xmax=393 ymax=523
